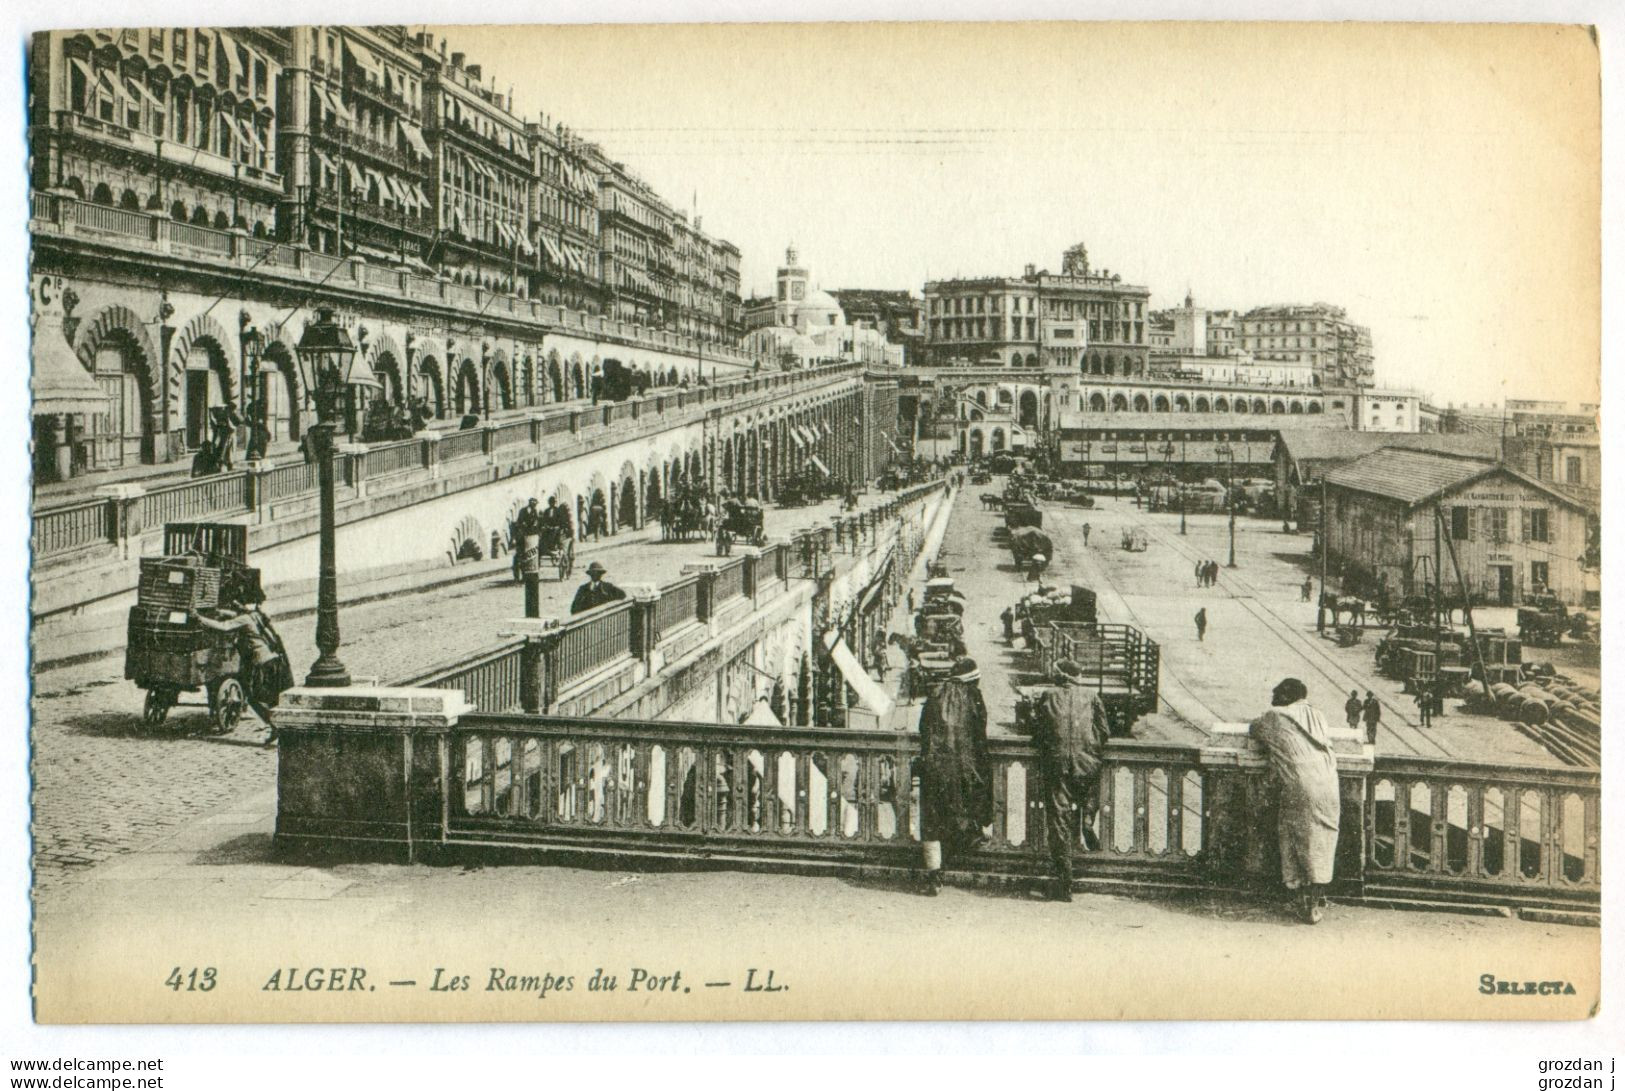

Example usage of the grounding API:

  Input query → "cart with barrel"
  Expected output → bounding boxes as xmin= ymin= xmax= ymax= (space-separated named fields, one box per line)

xmin=124 ymin=523 xmax=263 ymax=734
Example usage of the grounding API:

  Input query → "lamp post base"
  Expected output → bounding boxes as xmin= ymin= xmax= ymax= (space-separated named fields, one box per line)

xmin=304 ymin=655 xmax=353 ymax=689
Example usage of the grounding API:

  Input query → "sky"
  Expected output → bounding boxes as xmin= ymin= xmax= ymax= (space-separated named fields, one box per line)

xmin=434 ymin=21 xmax=1600 ymax=408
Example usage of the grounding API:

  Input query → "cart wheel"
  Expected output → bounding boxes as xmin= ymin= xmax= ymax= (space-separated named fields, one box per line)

xmin=142 ymin=688 xmax=174 ymax=729
xmin=210 ymin=677 xmax=246 ymax=736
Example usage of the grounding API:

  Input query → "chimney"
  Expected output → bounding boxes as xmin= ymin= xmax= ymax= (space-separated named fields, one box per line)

xmin=466 ymin=63 xmax=482 ymax=81
xmin=450 ymin=51 xmax=464 ymax=69
xmin=1024 ymin=264 xmax=1035 ymax=277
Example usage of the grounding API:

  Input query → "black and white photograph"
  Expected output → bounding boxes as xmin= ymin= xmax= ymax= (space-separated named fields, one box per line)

xmin=14 ymin=9 xmax=1611 ymax=1038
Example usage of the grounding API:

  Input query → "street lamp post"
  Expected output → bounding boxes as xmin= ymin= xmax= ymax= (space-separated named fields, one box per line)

xmin=294 ymin=307 xmax=379 ymax=688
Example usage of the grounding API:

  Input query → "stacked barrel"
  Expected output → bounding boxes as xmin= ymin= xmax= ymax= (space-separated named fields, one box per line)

xmin=1461 ymin=672 xmax=1601 ymax=766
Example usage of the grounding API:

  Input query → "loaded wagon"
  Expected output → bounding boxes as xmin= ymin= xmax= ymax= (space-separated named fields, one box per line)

xmin=124 ymin=522 xmax=262 ymax=733
xmin=1020 ymin=621 xmax=1161 ymax=737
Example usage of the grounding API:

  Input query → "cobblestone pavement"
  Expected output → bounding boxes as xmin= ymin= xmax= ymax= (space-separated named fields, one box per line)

xmin=29 ymin=489 xmax=876 ymax=891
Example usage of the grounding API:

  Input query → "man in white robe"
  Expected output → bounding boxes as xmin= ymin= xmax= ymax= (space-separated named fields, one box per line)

xmin=1248 ymin=677 xmax=1341 ymax=923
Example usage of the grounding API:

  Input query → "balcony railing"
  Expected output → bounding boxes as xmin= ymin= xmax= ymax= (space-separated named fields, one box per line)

xmin=32 ymin=194 xmax=749 ymax=368
xmin=32 ymin=361 xmax=870 ymax=564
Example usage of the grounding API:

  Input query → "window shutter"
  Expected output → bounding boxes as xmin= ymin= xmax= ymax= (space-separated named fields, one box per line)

xmin=1466 ymin=507 xmax=1475 ymax=542
xmin=1520 ymin=508 xmax=1531 ymax=542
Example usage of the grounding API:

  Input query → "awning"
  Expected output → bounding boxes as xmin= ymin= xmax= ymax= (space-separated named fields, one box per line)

xmin=68 ymin=57 xmax=96 ymax=89
xmin=345 ymin=161 xmax=365 ymax=190
xmin=126 ymin=76 xmax=164 ymax=111
xmin=232 ymin=115 xmax=258 ymax=151
xmin=743 ymin=697 xmax=782 ymax=727
xmin=217 ymin=33 xmax=243 ymax=84
xmin=386 ymin=175 xmax=413 ymax=207
xmin=807 ymin=454 xmax=829 ymax=475
xmin=399 ymin=119 xmax=431 ymax=159
xmin=317 ymin=85 xmax=353 ymax=124
xmin=313 ymin=149 xmax=337 ymax=177
xmin=343 ymin=40 xmax=382 ymax=83
xmin=514 ymin=230 xmax=535 ymax=257
xmin=821 ymin=631 xmax=894 ymax=716
xmin=32 ymin=323 xmax=110 ymax=418
xmin=537 ymin=234 xmax=564 ymax=266
xmin=450 ymin=205 xmax=467 ymax=236
xmin=789 ymin=428 xmax=806 ymax=449
xmin=410 ymin=182 xmax=431 ymax=208
xmin=494 ymin=221 xmax=516 ymax=246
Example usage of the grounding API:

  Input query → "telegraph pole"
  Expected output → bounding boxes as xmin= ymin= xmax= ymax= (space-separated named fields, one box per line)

xmin=1316 ymin=477 xmax=1328 ymax=632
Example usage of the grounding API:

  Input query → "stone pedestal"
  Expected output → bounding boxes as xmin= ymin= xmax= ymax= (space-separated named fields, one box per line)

xmin=272 ymin=686 xmax=470 ymax=863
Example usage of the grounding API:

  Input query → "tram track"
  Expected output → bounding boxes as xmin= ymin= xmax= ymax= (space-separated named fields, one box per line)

xmin=1116 ymin=506 xmax=1452 ymax=759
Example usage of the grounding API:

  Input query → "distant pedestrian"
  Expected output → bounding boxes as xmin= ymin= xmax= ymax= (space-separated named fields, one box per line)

xmin=1414 ymin=683 xmax=1433 ymax=727
xmin=1361 ymin=691 xmax=1381 ymax=743
xmin=1081 ymin=522 xmax=1091 ymax=546
xmin=1194 ymin=607 xmax=1207 ymax=642
xmin=1000 ymin=606 xmax=1015 ymax=643
xmin=1343 ymin=689 xmax=1362 ymax=732
xmin=1206 ymin=561 xmax=1219 ymax=588
xmin=1302 ymin=577 xmax=1314 ymax=602
xmin=907 ymin=589 xmax=916 ymax=615
xmin=1194 ymin=560 xmax=1205 ymax=588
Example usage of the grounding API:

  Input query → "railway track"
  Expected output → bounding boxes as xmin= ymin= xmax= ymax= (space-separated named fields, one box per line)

xmin=1108 ymin=505 xmax=1454 ymax=759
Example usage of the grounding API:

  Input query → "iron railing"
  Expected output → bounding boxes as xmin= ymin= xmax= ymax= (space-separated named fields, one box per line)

xmin=31 ymin=497 xmax=116 ymax=556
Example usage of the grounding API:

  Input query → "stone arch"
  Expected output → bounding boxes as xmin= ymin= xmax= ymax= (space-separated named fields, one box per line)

xmin=974 ymin=390 xmax=988 ymax=407
xmin=1253 ymin=398 xmax=1268 ymax=414
xmin=91 ymin=181 xmax=114 ymax=206
xmin=968 ymin=428 xmax=984 ymax=458
xmin=547 ymin=350 xmax=565 ymax=402
xmin=1174 ymin=395 xmax=1191 ymax=412
xmin=365 ymin=332 xmax=406 ymax=400
xmin=570 ymin=356 xmax=585 ymax=400
xmin=1153 ymin=394 xmax=1170 ymax=412
xmin=1307 ymin=401 xmax=1323 ymax=415
xmin=372 ymin=351 xmax=404 ymax=406
xmin=73 ymin=304 xmax=162 ymax=465
xmin=1010 ymin=352 xmax=1021 ymax=368
xmin=996 ymin=387 xmax=1014 ymax=408
xmin=1105 ymin=355 xmax=1117 ymax=376
xmin=1111 ymin=393 xmax=1129 ymax=412
xmin=617 ymin=458 xmax=640 ymax=530
xmin=489 ymin=351 xmax=514 ymax=411
xmin=169 ymin=311 xmax=236 ymax=449
xmin=990 ymin=427 xmax=1006 ymax=452
xmin=1019 ymin=389 xmax=1039 ymax=427
xmin=454 ymin=357 xmax=481 ymax=418
xmin=1133 ymin=394 xmax=1150 ymax=412
xmin=1025 ymin=353 xmax=1038 ymax=368
xmin=260 ymin=339 xmax=303 ymax=442
xmin=1089 ymin=352 xmax=1102 ymax=375
xmin=1213 ymin=396 xmax=1229 ymax=413
xmin=1289 ymin=399 xmax=1304 ymax=414
xmin=447 ymin=514 xmax=486 ymax=564
xmin=1089 ymin=392 xmax=1106 ymax=412
xmin=520 ymin=353 xmax=536 ymax=407
xmin=1194 ymin=396 xmax=1210 ymax=413
xmin=417 ymin=355 xmax=446 ymax=419
xmin=1271 ymin=399 xmax=1286 ymax=414
xmin=1235 ymin=398 xmax=1250 ymax=414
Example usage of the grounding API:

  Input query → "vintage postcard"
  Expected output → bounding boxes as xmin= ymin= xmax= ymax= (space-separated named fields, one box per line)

xmin=27 ymin=19 xmax=1600 ymax=1023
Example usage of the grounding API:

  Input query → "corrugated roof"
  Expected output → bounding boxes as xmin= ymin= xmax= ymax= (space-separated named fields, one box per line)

xmin=1275 ymin=429 xmax=1502 ymax=466
xmin=1325 ymin=448 xmax=1586 ymax=510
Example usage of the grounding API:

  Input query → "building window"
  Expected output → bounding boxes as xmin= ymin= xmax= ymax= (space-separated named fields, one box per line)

xmin=1565 ymin=455 xmax=1582 ymax=483
xmin=1487 ymin=508 xmax=1509 ymax=544
xmin=1451 ymin=506 xmax=1471 ymax=541
xmin=1527 ymin=508 xmax=1549 ymax=543
xmin=1531 ymin=561 xmax=1550 ymax=589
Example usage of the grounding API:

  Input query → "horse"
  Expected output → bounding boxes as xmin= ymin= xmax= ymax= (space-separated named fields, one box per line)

xmin=981 ymin=493 xmax=1005 ymax=511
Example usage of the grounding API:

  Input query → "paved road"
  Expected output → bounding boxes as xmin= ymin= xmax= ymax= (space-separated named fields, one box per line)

xmin=29 ymin=489 xmax=877 ymax=890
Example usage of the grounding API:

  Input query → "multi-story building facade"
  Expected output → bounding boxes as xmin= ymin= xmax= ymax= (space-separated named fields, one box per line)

xmin=527 ymin=119 xmax=603 ymax=314
xmin=1352 ymin=388 xmax=1423 ymax=432
xmin=280 ymin=27 xmax=434 ymax=263
xmin=922 ymin=245 xmax=1150 ymax=375
xmin=417 ymin=40 xmax=534 ymax=308
xmin=32 ymin=28 xmax=288 ymax=239
xmin=27 ymin=24 xmax=750 ymax=483
xmin=1239 ymin=303 xmax=1374 ymax=389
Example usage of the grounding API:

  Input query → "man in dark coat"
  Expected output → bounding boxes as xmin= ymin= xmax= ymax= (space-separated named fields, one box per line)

xmin=918 ymin=656 xmax=992 ymax=891
xmin=570 ymin=561 xmax=627 ymax=614
xmin=1032 ymin=659 xmax=1112 ymax=901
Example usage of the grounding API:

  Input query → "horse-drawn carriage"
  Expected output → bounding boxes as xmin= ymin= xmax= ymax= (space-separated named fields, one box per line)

xmin=124 ymin=523 xmax=265 ymax=734
xmin=1120 ymin=528 xmax=1148 ymax=552
xmin=661 ymin=486 xmax=714 ymax=542
xmin=1010 ymin=527 xmax=1054 ymax=572
xmin=719 ymin=499 xmax=767 ymax=547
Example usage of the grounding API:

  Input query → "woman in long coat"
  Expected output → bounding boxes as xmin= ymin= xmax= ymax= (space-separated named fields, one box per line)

xmin=1249 ymin=677 xmax=1341 ymax=923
